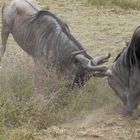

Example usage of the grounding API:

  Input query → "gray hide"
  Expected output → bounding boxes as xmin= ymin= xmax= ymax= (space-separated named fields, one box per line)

xmin=1 ymin=0 xmax=110 ymax=87
xmin=107 ymin=26 xmax=140 ymax=115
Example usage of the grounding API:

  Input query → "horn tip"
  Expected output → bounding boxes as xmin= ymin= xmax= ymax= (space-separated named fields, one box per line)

xmin=108 ymin=53 xmax=111 ymax=58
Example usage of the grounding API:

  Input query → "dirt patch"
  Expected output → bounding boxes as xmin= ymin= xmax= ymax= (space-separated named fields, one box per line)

xmin=37 ymin=107 xmax=140 ymax=140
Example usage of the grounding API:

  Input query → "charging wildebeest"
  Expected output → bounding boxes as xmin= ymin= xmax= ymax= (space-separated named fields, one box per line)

xmin=105 ymin=26 xmax=140 ymax=116
xmin=0 ymin=0 xmax=110 ymax=87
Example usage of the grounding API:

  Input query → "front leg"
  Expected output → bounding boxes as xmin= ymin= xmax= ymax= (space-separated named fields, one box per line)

xmin=123 ymin=94 xmax=138 ymax=116
xmin=0 ymin=21 xmax=10 ymax=62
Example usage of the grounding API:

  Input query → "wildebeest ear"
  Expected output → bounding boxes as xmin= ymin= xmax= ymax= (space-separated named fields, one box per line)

xmin=93 ymin=69 xmax=112 ymax=77
xmin=125 ymin=40 xmax=130 ymax=47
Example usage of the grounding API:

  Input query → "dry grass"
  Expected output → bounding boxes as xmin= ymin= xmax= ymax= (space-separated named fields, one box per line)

xmin=88 ymin=0 xmax=140 ymax=10
xmin=0 ymin=0 xmax=140 ymax=139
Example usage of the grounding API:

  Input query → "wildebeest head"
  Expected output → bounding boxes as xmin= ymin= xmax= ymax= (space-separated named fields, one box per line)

xmin=1 ymin=0 xmax=110 ymax=88
xmin=71 ymin=50 xmax=110 ymax=87
xmin=105 ymin=26 xmax=140 ymax=116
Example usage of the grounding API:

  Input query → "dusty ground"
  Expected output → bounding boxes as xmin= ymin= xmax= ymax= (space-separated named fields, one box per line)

xmin=1 ymin=0 xmax=140 ymax=140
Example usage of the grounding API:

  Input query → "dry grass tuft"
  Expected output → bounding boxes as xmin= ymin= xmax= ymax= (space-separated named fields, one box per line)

xmin=88 ymin=0 xmax=140 ymax=10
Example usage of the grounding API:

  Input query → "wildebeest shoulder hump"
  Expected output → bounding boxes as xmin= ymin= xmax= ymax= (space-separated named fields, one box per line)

xmin=31 ymin=10 xmax=84 ymax=51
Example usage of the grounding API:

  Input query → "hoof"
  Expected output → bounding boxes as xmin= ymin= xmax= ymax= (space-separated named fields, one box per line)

xmin=123 ymin=108 xmax=133 ymax=117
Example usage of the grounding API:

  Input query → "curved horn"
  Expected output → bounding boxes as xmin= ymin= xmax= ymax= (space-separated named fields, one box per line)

xmin=92 ymin=53 xmax=111 ymax=65
xmin=75 ymin=54 xmax=108 ymax=72
xmin=72 ymin=50 xmax=86 ymax=56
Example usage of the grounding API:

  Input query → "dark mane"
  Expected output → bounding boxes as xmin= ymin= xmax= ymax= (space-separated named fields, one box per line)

xmin=126 ymin=26 xmax=140 ymax=68
xmin=32 ymin=10 xmax=85 ymax=51
xmin=32 ymin=10 xmax=69 ymax=32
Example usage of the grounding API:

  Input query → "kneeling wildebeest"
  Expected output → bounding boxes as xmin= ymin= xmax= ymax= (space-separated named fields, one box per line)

xmin=105 ymin=26 xmax=140 ymax=116
xmin=0 ymin=0 xmax=110 ymax=87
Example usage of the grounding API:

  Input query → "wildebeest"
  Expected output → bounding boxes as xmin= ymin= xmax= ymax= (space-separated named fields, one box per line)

xmin=105 ymin=26 xmax=140 ymax=116
xmin=0 ymin=0 xmax=110 ymax=87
